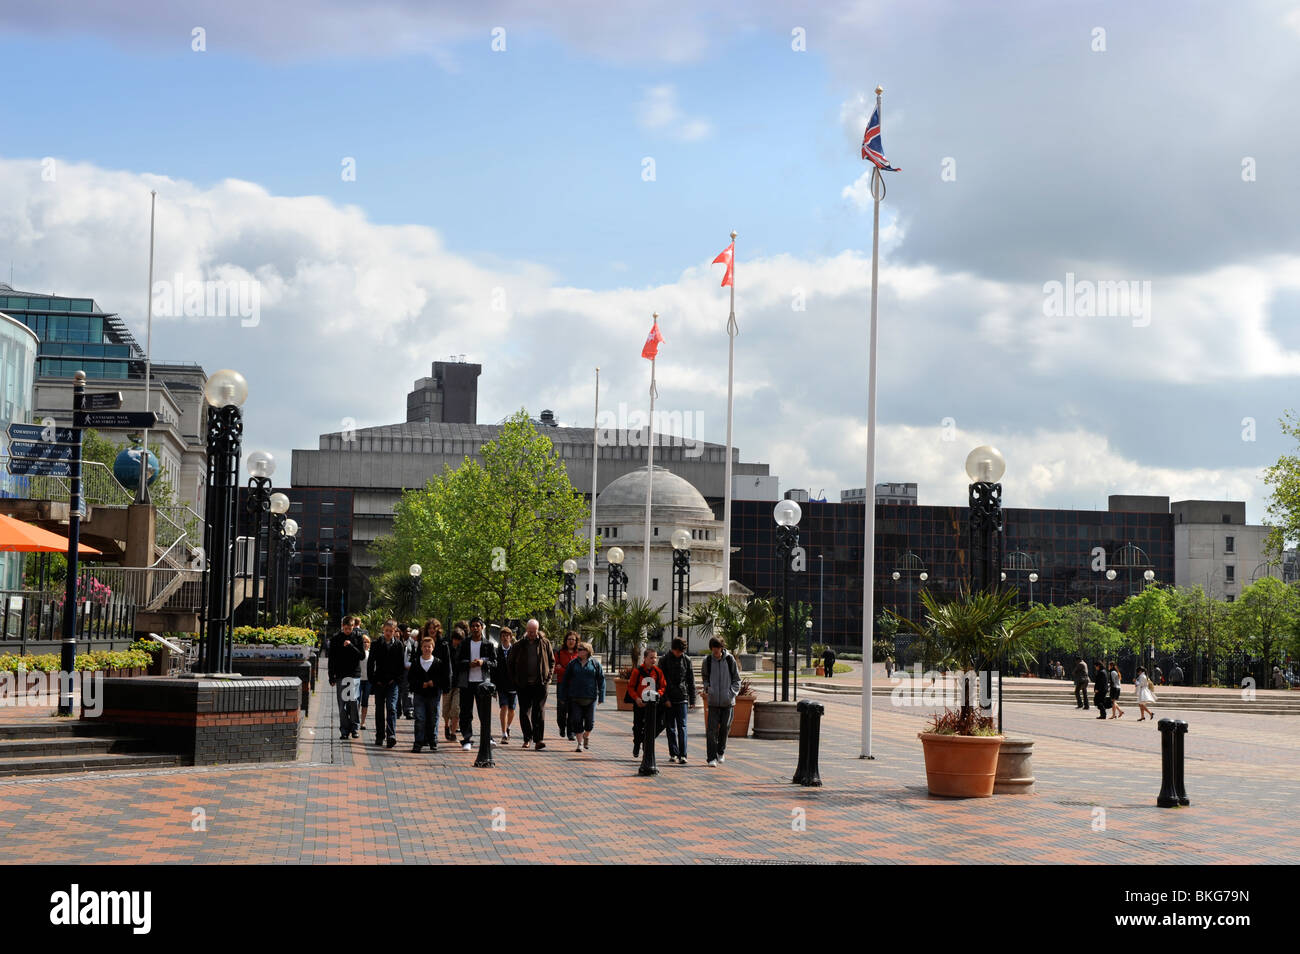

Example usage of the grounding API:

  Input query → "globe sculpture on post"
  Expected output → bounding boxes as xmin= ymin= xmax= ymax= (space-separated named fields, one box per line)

xmin=113 ymin=446 xmax=160 ymax=492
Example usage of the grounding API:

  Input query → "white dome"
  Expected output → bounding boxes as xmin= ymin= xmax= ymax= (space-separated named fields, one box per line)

xmin=595 ymin=466 xmax=712 ymax=516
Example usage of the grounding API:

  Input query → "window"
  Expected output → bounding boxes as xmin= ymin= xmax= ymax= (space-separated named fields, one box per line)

xmin=1226 ymin=594 xmax=1235 ymax=602
xmin=1222 ymin=514 xmax=1231 ymax=524
xmin=652 ymin=578 xmax=659 ymax=591
xmin=1225 ymin=566 xmax=1235 ymax=582
xmin=1225 ymin=536 xmax=1234 ymax=553
xmin=654 ymin=527 xmax=659 ymax=536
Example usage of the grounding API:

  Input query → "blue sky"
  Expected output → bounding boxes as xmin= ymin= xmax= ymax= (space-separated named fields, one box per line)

xmin=2 ymin=0 xmax=1299 ymax=522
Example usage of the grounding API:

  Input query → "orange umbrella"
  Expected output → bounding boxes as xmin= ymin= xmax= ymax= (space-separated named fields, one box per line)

xmin=0 ymin=513 xmax=102 ymax=555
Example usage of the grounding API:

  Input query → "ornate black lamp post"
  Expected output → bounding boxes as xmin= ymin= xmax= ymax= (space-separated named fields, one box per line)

xmin=606 ymin=546 xmax=626 ymax=668
xmin=198 ymin=369 xmax=248 ymax=673
xmin=265 ymin=491 xmax=289 ymax=626
xmin=966 ymin=445 xmax=1006 ymax=729
xmin=279 ymin=518 xmax=298 ymax=624
xmin=244 ymin=450 xmax=275 ymax=626
xmin=409 ymin=563 xmax=423 ymax=618
xmin=773 ymin=499 xmax=803 ymax=702
xmin=670 ymin=529 xmax=691 ymax=644
xmin=562 ymin=558 xmax=578 ymax=618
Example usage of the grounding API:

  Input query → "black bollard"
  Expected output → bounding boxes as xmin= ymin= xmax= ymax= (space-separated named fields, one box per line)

xmin=801 ymin=701 xmax=824 ymax=787
xmin=638 ymin=697 xmax=659 ymax=776
xmin=474 ymin=682 xmax=496 ymax=768
xmin=792 ymin=700 xmax=811 ymax=784
xmin=1156 ymin=718 xmax=1179 ymax=807
xmin=1172 ymin=719 xmax=1190 ymax=806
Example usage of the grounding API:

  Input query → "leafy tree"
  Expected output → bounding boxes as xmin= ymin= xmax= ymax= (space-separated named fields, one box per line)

xmin=1109 ymin=584 xmax=1178 ymax=657
xmin=1229 ymin=576 xmax=1298 ymax=669
xmin=1166 ymin=586 xmax=1230 ymax=685
xmin=1029 ymin=599 xmax=1123 ymax=662
xmin=376 ymin=410 xmax=587 ymax=625
xmin=1263 ymin=409 xmax=1300 ymax=555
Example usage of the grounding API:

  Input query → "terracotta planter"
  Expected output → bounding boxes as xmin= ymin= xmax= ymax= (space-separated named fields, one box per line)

xmin=918 ymin=732 xmax=1004 ymax=798
xmin=614 ymin=677 xmax=634 ymax=711
xmin=730 ymin=694 xmax=756 ymax=737
xmin=816 ymin=666 xmax=825 ymax=676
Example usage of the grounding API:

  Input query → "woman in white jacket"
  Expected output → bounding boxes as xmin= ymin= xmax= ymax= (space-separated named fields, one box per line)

xmin=1135 ymin=666 xmax=1157 ymax=722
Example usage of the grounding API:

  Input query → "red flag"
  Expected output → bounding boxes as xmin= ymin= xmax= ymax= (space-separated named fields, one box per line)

xmin=641 ymin=319 xmax=664 ymax=360
xmin=712 ymin=241 xmax=734 ymax=287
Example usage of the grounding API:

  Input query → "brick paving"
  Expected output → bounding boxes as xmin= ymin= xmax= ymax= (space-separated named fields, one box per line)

xmin=0 ymin=677 xmax=1297 ymax=864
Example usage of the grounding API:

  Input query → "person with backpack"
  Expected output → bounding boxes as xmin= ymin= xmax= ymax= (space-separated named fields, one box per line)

xmin=701 ymin=636 xmax=742 ymax=766
xmin=628 ymin=647 xmax=668 ymax=759
xmin=1108 ymin=661 xmax=1125 ymax=720
xmin=658 ymin=637 xmax=696 ymax=763
xmin=564 ymin=642 xmax=605 ymax=752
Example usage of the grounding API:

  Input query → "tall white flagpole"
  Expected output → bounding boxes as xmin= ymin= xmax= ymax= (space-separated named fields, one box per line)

xmin=722 ymin=230 xmax=737 ymax=604
xmin=861 ymin=85 xmax=885 ymax=760
xmin=588 ymin=367 xmax=600 ymax=605
xmin=643 ymin=314 xmax=658 ymax=601
xmin=136 ymin=189 xmax=157 ymax=504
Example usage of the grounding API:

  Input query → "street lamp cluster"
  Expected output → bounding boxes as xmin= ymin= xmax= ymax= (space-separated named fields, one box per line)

xmin=243 ymin=451 xmax=300 ymax=629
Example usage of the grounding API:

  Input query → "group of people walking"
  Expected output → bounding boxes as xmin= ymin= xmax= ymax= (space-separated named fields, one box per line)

xmin=326 ymin=616 xmax=745 ymax=765
xmin=1069 ymin=659 xmax=1158 ymax=722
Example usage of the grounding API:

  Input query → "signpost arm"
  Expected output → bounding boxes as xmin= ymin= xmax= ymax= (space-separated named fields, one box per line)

xmin=59 ymin=372 xmax=87 ymax=715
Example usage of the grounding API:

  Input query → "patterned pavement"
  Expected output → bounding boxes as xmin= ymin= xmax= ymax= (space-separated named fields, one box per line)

xmin=1 ymin=676 xmax=1297 ymax=865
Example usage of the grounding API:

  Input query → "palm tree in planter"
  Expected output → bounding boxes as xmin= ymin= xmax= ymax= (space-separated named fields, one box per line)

xmin=896 ymin=585 xmax=1045 ymax=797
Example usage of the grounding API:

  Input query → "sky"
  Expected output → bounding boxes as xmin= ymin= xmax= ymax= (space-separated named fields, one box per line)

xmin=1 ymin=0 xmax=1299 ymax=520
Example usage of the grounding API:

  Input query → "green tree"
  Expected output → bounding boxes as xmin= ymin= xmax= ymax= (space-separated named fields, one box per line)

xmin=377 ymin=410 xmax=587 ymax=624
xmin=1166 ymin=586 xmax=1230 ymax=686
xmin=1229 ymin=576 xmax=1298 ymax=670
xmin=1109 ymin=584 xmax=1178 ymax=657
xmin=1030 ymin=599 xmax=1123 ymax=662
xmin=1263 ymin=409 xmax=1300 ymax=555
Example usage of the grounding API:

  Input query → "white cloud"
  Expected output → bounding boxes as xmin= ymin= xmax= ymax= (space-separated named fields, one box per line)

xmin=638 ymin=85 xmax=712 ymax=142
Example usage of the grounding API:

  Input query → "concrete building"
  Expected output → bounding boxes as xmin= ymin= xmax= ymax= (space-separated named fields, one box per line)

xmin=290 ymin=360 xmax=770 ymax=606
xmin=1171 ymin=499 xmax=1274 ymax=601
xmin=841 ymin=483 xmax=918 ymax=505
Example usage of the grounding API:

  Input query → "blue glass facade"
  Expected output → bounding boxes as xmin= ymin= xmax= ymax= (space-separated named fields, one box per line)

xmin=0 ymin=292 xmax=140 ymax=379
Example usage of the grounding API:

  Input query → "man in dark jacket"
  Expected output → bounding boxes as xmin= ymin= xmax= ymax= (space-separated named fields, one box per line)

xmin=1072 ymin=659 xmax=1090 ymax=709
xmin=658 ymin=637 xmax=696 ymax=763
xmin=366 ymin=620 xmax=406 ymax=747
xmin=327 ymin=616 xmax=364 ymax=740
xmin=506 ymin=618 xmax=555 ymax=750
xmin=455 ymin=617 xmax=502 ymax=750
xmin=821 ymin=646 xmax=837 ymax=679
xmin=1092 ymin=661 xmax=1111 ymax=720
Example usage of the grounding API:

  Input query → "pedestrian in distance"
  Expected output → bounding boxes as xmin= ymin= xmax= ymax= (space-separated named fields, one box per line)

xmin=1135 ymin=666 xmax=1157 ymax=721
xmin=455 ymin=616 xmax=502 ymax=750
xmin=1072 ymin=659 xmax=1090 ymax=709
xmin=408 ymin=636 xmax=447 ymax=752
xmin=442 ymin=624 xmax=465 ymax=742
xmin=367 ymin=619 xmax=406 ymax=747
xmin=564 ymin=641 xmax=604 ymax=752
xmin=628 ymin=647 xmax=667 ymax=759
xmin=358 ymin=634 xmax=372 ymax=730
xmin=1168 ymin=663 xmax=1184 ymax=686
xmin=555 ymin=631 xmax=581 ymax=741
xmin=884 ymin=654 xmax=895 ymax=678
xmin=1092 ymin=660 xmax=1111 ymax=720
xmin=506 ymin=618 xmax=555 ymax=750
xmin=327 ymin=615 xmax=365 ymax=740
xmin=496 ymin=627 xmax=518 ymax=744
xmin=1108 ymin=661 xmax=1125 ymax=719
xmin=821 ymin=645 xmax=837 ymax=679
xmin=701 ymin=636 xmax=742 ymax=766
xmin=658 ymin=637 xmax=696 ymax=763
xmin=399 ymin=623 xmax=419 ymax=719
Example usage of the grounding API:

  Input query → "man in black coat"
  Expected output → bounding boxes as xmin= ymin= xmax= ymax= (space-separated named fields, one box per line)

xmin=327 ymin=616 xmax=365 ymax=740
xmin=1092 ymin=661 xmax=1111 ymax=720
xmin=821 ymin=646 xmax=837 ymax=679
xmin=659 ymin=637 xmax=696 ymax=763
xmin=454 ymin=617 xmax=502 ymax=750
xmin=1072 ymin=659 xmax=1090 ymax=709
xmin=366 ymin=619 xmax=406 ymax=747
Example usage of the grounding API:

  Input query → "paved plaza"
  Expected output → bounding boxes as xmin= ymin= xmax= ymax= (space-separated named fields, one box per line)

xmin=1 ymin=666 xmax=1296 ymax=865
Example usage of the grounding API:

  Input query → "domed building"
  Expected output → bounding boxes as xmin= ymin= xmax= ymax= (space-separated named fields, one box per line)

xmin=579 ymin=466 xmax=749 ymax=645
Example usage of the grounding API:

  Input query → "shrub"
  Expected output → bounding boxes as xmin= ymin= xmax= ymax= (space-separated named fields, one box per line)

xmin=232 ymin=625 xmax=318 ymax=647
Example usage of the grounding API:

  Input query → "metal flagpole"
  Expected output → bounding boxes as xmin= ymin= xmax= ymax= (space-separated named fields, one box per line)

xmin=136 ymin=190 xmax=157 ymax=503
xmin=588 ymin=367 xmax=600 ymax=605
xmin=723 ymin=231 xmax=737 ymax=606
xmin=643 ymin=314 xmax=658 ymax=600
xmin=861 ymin=85 xmax=886 ymax=760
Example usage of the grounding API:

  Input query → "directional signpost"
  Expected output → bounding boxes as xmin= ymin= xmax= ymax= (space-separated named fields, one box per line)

xmin=71 ymin=411 xmax=157 ymax=430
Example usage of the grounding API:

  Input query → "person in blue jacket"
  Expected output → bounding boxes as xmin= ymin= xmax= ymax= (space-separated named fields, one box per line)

xmin=564 ymin=642 xmax=605 ymax=753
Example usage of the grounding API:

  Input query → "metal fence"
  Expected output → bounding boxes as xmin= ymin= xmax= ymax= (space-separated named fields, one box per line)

xmin=0 ymin=587 xmax=137 ymax=652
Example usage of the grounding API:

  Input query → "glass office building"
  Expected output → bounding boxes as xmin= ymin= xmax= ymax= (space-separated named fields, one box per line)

xmin=0 ymin=285 xmax=142 ymax=379
xmin=0 ymin=310 xmax=41 ymax=589
xmin=730 ymin=499 xmax=1175 ymax=651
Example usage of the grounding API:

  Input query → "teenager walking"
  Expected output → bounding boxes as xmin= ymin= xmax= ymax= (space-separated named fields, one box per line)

xmin=1108 ymin=661 xmax=1125 ymax=720
xmin=455 ymin=617 xmax=501 ymax=750
xmin=564 ymin=642 xmax=604 ymax=752
xmin=367 ymin=620 xmax=406 ymax=747
xmin=1135 ymin=666 xmax=1157 ymax=721
xmin=440 ymin=624 xmax=464 ymax=742
xmin=408 ymin=637 xmax=447 ymax=752
xmin=327 ymin=615 xmax=364 ymax=740
xmin=628 ymin=647 xmax=667 ymax=759
xmin=496 ymin=627 xmax=518 ymax=744
xmin=358 ymin=634 xmax=372 ymax=731
xmin=701 ymin=637 xmax=742 ymax=766
xmin=658 ymin=637 xmax=696 ymax=763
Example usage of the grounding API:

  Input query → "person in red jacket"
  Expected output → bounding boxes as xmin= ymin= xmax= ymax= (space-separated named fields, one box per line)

xmin=555 ymin=631 xmax=581 ymax=741
xmin=628 ymin=647 xmax=667 ymax=759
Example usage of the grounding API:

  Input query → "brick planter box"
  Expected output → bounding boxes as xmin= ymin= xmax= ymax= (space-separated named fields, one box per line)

xmin=231 ymin=659 xmax=313 ymax=712
xmin=86 ymin=676 xmax=301 ymax=765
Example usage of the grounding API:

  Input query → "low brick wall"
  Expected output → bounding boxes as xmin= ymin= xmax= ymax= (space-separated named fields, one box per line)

xmin=88 ymin=676 xmax=301 ymax=765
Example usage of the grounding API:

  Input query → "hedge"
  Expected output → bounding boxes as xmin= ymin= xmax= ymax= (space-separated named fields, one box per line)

xmin=232 ymin=625 xmax=318 ymax=647
xmin=0 ymin=649 xmax=152 ymax=673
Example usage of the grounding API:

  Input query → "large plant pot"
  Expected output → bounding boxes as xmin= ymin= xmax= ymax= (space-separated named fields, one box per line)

xmin=918 ymin=732 xmax=1004 ymax=798
xmin=993 ymin=737 xmax=1036 ymax=795
xmin=614 ymin=677 xmax=633 ymax=711
xmin=751 ymin=699 xmax=799 ymax=739
xmin=730 ymin=694 xmax=756 ymax=737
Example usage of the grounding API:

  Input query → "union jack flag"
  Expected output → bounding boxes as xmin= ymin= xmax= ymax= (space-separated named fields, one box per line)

xmin=861 ymin=105 xmax=899 ymax=171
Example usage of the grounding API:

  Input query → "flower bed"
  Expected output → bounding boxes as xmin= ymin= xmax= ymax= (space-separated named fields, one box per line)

xmin=0 ymin=648 xmax=152 ymax=674
xmin=232 ymin=625 xmax=318 ymax=659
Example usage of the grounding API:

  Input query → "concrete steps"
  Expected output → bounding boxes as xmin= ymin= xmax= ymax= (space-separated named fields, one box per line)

xmin=0 ymin=722 xmax=184 ymax=777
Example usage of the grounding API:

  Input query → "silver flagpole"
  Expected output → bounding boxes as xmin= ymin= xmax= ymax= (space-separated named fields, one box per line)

xmin=588 ymin=367 xmax=600 ymax=605
xmin=643 ymin=314 xmax=658 ymax=601
xmin=722 ymin=231 xmax=737 ymax=605
xmin=861 ymin=85 xmax=885 ymax=760
xmin=136 ymin=189 xmax=157 ymax=504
